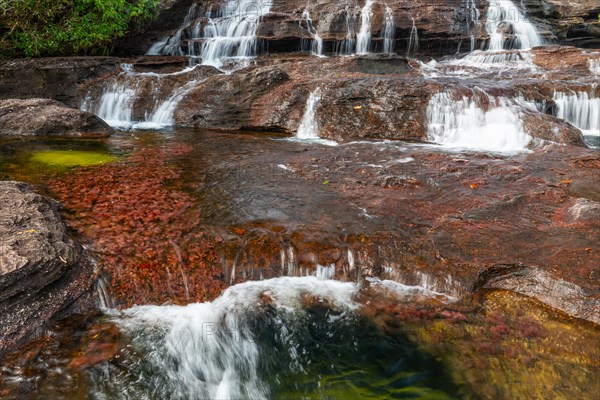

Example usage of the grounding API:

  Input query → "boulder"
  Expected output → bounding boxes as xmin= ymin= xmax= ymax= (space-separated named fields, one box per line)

xmin=0 ymin=181 xmax=97 ymax=356
xmin=0 ymin=99 xmax=113 ymax=138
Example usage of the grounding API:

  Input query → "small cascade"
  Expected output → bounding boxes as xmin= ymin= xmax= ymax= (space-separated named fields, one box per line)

xmin=553 ymin=91 xmax=600 ymax=137
xmin=407 ymin=18 xmax=419 ymax=56
xmin=426 ymin=91 xmax=533 ymax=152
xmin=147 ymin=3 xmax=198 ymax=56
xmin=589 ymin=59 xmax=600 ymax=75
xmin=336 ymin=6 xmax=357 ymax=55
xmin=315 ymin=264 xmax=336 ymax=280
xmin=116 ymin=277 xmax=359 ymax=399
xmin=464 ymin=0 xmax=481 ymax=52
xmin=297 ymin=88 xmax=322 ymax=139
xmin=300 ymin=10 xmax=324 ymax=56
xmin=149 ymin=0 xmax=273 ymax=68
xmin=382 ymin=6 xmax=395 ymax=53
xmin=196 ymin=0 xmax=273 ymax=68
xmin=485 ymin=0 xmax=543 ymax=51
xmin=82 ymin=65 xmax=199 ymax=130
xmin=356 ymin=0 xmax=376 ymax=54
xmin=134 ymin=81 xmax=199 ymax=130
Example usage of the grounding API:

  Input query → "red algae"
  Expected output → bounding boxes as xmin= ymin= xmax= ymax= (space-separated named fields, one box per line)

xmin=48 ymin=143 xmax=224 ymax=307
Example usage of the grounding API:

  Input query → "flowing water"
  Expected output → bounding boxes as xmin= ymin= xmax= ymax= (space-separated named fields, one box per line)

xmin=300 ymin=10 xmax=324 ymax=57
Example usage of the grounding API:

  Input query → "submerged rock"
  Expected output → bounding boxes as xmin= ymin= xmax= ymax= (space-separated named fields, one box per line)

xmin=0 ymin=181 xmax=97 ymax=356
xmin=0 ymin=99 xmax=113 ymax=138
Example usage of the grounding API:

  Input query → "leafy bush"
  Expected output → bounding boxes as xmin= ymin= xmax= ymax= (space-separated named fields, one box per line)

xmin=0 ymin=0 xmax=160 ymax=58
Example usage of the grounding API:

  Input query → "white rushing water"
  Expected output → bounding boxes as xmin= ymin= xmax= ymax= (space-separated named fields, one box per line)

xmin=356 ymin=0 xmax=376 ymax=54
xmin=83 ymin=65 xmax=199 ymax=130
xmin=300 ymin=10 xmax=324 ymax=56
xmin=407 ymin=18 xmax=419 ymax=56
xmin=149 ymin=0 xmax=272 ymax=68
xmin=589 ymin=58 xmax=600 ymax=75
xmin=382 ymin=6 xmax=395 ymax=53
xmin=297 ymin=88 xmax=322 ymax=139
xmin=116 ymin=277 xmax=359 ymax=399
xmin=197 ymin=0 xmax=273 ymax=68
xmin=485 ymin=0 xmax=543 ymax=50
xmin=553 ymin=91 xmax=600 ymax=136
xmin=426 ymin=91 xmax=533 ymax=152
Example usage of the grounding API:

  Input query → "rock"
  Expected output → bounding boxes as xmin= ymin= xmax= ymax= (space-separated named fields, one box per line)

xmin=0 ymin=181 xmax=98 ymax=357
xmin=0 ymin=99 xmax=113 ymax=138
xmin=473 ymin=264 xmax=600 ymax=324
xmin=0 ymin=57 xmax=119 ymax=108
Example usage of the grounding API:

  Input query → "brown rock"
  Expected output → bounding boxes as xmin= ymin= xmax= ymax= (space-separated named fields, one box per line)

xmin=0 ymin=181 xmax=98 ymax=357
xmin=0 ymin=98 xmax=113 ymax=138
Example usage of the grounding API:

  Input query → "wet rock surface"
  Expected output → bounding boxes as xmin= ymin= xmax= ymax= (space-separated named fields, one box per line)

xmin=0 ymin=181 xmax=97 ymax=357
xmin=0 ymin=57 xmax=119 ymax=108
xmin=0 ymin=99 xmax=113 ymax=138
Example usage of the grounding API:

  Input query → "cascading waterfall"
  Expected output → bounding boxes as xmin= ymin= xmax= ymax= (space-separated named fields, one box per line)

xmin=485 ymin=0 xmax=543 ymax=51
xmin=113 ymin=277 xmax=359 ymax=400
xmin=464 ymin=0 xmax=480 ymax=52
xmin=336 ymin=6 xmax=357 ymax=55
xmin=426 ymin=91 xmax=533 ymax=152
xmin=297 ymin=88 xmax=322 ymax=139
xmin=133 ymin=81 xmax=199 ymax=130
xmin=407 ymin=18 xmax=419 ymax=56
xmin=356 ymin=0 xmax=376 ymax=54
xmin=553 ymin=91 xmax=600 ymax=137
xmin=589 ymin=59 xmax=600 ymax=75
xmin=93 ymin=276 xmax=454 ymax=399
xmin=382 ymin=6 xmax=395 ymax=53
xmin=82 ymin=65 xmax=199 ymax=130
xmin=147 ymin=3 xmax=198 ymax=56
xmin=300 ymin=10 xmax=324 ymax=56
xmin=196 ymin=0 xmax=273 ymax=68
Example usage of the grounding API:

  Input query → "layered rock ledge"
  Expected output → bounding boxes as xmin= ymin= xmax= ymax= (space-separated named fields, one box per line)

xmin=0 ymin=99 xmax=113 ymax=138
xmin=0 ymin=181 xmax=97 ymax=356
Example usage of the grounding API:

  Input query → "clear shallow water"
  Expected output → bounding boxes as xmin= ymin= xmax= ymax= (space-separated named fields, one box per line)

xmin=0 ymin=131 xmax=598 ymax=400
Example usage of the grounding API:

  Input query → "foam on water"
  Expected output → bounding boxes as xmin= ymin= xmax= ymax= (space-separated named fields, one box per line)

xmin=426 ymin=91 xmax=533 ymax=152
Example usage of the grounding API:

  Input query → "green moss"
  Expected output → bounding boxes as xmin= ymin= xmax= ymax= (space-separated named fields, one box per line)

xmin=30 ymin=150 xmax=117 ymax=168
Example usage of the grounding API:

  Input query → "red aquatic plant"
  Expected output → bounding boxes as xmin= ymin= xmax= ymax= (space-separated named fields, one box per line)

xmin=48 ymin=143 xmax=225 ymax=307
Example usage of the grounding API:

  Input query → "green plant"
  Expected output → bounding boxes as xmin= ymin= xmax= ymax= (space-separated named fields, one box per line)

xmin=0 ymin=0 xmax=160 ymax=58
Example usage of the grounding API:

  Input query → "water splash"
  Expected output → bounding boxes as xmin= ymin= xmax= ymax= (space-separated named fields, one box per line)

xmin=297 ymin=88 xmax=322 ymax=139
xmin=426 ymin=91 xmax=532 ymax=152
xmin=407 ymin=18 xmax=419 ymax=56
xmin=133 ymin=81 xmax=199 ymax=130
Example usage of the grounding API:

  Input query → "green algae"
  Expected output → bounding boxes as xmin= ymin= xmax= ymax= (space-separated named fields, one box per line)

xmin=29 ymin=150 xmax=117 ymax=168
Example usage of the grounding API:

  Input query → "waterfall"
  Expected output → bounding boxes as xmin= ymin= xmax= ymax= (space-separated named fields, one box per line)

xmin=589 ymin=59 xmax=600 ymax=75
xmin=147 ymin=3 xmax=198 ymax=56
xmin=297 ymin=88 xmax=322 ymax=139
xmin=133 ymin=81 xmax=199 ymax=130
xmin=382 ymin=6 xmax=395 ymax=54
xmin=485 ymin=0 xmax=543 ymax=51
xmin=196 ymin=0 xmax=273 ymax=68
xmin=426 ymin=91 xmax=532 ymax=152
xmin=465 ymin=0 xmax=480 ymax=52
xmin=338 ymin=7 xmax=357 ymax=55
xmin=83 ymin=65 xmax=199 ymax=130
xmin=115 ymin=277 xmax=359 ymax=399
xmin=407 ymin=18 xmax=419 ymax=56
xmin=356 ymin=0 xmax=376 ymax=54
xmin=553 ymin=91 xmax=600 ymax=136
xmin=148 ymin=0 xmax=273 ymax=68
xmin=300 ymin=10 xmax=324 ymax=56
